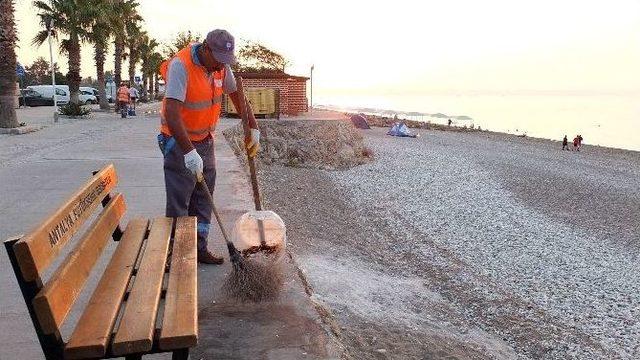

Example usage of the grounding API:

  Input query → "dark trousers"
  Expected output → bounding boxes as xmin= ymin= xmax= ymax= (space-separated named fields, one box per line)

xmin=160 ymin=134 xmax=216 ymax=251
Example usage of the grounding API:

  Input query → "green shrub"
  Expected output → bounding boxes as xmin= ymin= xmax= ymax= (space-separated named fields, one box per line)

xmin=59 ymin=103 xmax=91 ymax=117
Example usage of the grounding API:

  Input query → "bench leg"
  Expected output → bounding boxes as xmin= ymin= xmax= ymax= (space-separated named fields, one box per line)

xmin=172 ymin=348 xmax=189 ymax=360
xmin=4 ymin=238 xmax=65 ymax=360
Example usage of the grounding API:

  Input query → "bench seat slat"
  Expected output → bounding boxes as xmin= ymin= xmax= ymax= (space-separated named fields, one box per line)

xmin=64 ymin=218 xmax=149 ymax=359
xmin=32 ymin=194 xmax=127 ymax=335
xmin=159 ymin=216 xmax=198 ymax=350
xmin=111 ymin=217 xmax=173 ymax=355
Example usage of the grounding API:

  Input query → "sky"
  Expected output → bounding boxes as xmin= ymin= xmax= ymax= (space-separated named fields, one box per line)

xmin=13 ymin=0 xmax=640 ymax=98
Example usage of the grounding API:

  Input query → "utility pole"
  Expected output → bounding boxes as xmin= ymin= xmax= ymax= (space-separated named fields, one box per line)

xmin=16 ymin=63 xmax=26 ymax=107
xmin=310 ymin=64 xmax=314 ymax=113
xmin=46 ymin=18 xmax=58 ymax=122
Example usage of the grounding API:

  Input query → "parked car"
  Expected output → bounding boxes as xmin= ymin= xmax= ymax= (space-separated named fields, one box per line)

xmin=17 ymin=89 xmax=53 ymax=107
xmin=80 ymin=86 xmax=113 ymax=104
xmin=80 ymin=86 xmax=97 ymax=100
xmin=79 ymin=90 xmax=97 ymax=105
xmin=26 ymin=85 xmax=70 ymax=105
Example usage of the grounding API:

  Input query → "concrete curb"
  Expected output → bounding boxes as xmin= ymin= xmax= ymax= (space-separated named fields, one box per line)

xmin=0 ymin=125 xmax=43 ymax=135
xmin=190 ymin=119 xmax=346 ymax=359
xmin=57 ymin=114 xmax=91 ymax=120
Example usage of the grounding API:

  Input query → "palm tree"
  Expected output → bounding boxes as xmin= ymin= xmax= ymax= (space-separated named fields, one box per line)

xmin=112 ymin=0 xmax=141 ymax=86
xmin=126 ymin=27 xmax=145 ymax=86
xmin=87 ymin=1 xmax=112 ymax=110
xmin=0 ymin=0 xmax=19 ymax=128
xmin=148 ymin=52 xmax=163 ymax=100
xmin=33 ymin=0 xmax=96 ymax=105
xmin=139 ymin=35 xmax=159 ymax=99
xmin=164 ymin=30 xmax=200 ymax=58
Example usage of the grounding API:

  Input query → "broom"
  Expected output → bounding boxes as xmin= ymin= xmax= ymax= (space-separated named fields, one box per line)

xmin=198 ymin=178 xmax=282 ymax=302
xmin=216 ymin=77 xmax=284 ymax=301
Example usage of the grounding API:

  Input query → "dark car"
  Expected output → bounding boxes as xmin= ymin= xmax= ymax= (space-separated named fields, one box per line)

xmin=17 ymin=89 xmax=53 ymax=107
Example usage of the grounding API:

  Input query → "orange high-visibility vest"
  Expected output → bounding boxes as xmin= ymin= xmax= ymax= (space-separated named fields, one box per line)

xmin=159 ymin=45 xmax=226 ymax=142
xmin=117 ymin=86 xmax=130 ymax=102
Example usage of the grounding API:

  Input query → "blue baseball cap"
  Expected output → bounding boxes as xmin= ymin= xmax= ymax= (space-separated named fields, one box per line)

xmin=205 ymin=29 xmax=236 ymax=65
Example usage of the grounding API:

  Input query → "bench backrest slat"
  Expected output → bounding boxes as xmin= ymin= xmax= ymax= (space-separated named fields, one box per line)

xmin=13 ymin=165 xmax=118 ymax=282
xmin=32 ymin=193 xmax=127 ymax=335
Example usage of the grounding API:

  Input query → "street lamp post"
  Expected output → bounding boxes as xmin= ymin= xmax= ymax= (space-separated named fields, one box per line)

xmin=46 ymin=18 xmax=58 ymax=122
xmin=310 ymin=64 xmax=314 ymax=113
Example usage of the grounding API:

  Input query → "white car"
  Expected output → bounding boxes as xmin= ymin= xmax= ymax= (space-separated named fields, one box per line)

xmin=26 ymin=85 xmax=69 ymax=105
xmin=79 ymin=90 xmax=97 ymax=105
xmin=80 ymin=86 xmax=112 ymax=104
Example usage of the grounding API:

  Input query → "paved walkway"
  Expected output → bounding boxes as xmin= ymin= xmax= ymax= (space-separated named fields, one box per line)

xmin=0 ymin=107 xmax=341 ymax=359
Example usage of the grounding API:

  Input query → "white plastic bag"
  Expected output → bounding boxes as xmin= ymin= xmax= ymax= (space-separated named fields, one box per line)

xmin=231 ymin=210 xmax=286 ymax=259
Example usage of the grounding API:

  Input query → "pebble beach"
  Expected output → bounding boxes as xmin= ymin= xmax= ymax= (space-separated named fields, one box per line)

xmin=259 ymin=125 xmax=640 ymax=359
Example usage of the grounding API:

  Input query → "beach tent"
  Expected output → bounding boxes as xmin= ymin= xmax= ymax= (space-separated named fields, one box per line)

xmin=350 ymin=114 xmax=371 ymax=129
xmin=387 ymin=122 xmax=416 ymax=138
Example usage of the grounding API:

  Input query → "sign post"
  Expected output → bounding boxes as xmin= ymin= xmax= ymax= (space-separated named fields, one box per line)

xmin=310 ymin=64 xmax=314 ymax=113
xmin=16 ymin=63 xmax=26 ymax=108
xmin=46 ymin=19 xmax=58 ymax=122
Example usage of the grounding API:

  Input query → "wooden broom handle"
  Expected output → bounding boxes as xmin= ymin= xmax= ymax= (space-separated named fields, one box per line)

xmin=236 ymin=77 xmax=263 ymax=211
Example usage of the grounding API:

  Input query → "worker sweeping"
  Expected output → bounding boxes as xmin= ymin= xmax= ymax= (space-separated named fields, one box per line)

xmin=117 ymin=82 xmax=130 ymax=118
xmin=157 ymin=29 xmax=260 ymax=264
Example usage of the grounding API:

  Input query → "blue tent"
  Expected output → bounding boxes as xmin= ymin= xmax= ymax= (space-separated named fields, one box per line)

xmin=387 ymin=122 xmax=416 ymax=138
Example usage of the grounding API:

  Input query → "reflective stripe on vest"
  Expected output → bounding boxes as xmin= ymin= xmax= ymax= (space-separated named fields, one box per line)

xmin=159 ymin=115 xmax=216 ymax=135
xmin=186 ymin=124 xmax=216 ymax=136
xmin=183 ymin=95 xmax=223 ymax=110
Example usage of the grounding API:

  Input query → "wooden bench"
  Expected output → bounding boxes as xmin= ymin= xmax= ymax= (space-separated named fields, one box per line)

xmin=4 ymin=164 xmax=198 ymax=360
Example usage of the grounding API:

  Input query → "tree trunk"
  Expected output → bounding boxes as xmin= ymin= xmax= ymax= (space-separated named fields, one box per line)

xmin=114 ymin=35 xmax=124 ymax=86
xmin=149 ymin=73 xmax=154 ymax=100
xmin=154 ymin=72 xmax=159 ymax=99
xmin=128 ymin=48 xmax=136 ymax=86
xmin=142 ymin=72 xmax=148 ymax=101
xmin=67 ymin=34 xmax=82 ymax=105
xmin=95 ymin=42 xmax=109 ymax=110
xmin=0 ymin=0 xmax=19 ymax=128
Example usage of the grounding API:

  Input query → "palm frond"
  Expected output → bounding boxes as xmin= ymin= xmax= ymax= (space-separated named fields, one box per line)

xmin=32 ymin=0 xmax=53 ymax=13
xmin=59 ymin=38 xmax=71 ymax=55
xmin=31 ymin=30 xmax=50 ymax=47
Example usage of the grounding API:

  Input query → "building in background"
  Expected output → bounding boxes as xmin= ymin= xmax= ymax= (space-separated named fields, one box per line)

xmin=230 ymin=72 xmax=309 ymax=116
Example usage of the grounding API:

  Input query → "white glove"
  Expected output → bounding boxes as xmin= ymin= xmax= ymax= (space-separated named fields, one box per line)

xmin=245 ymin=128 xmax=260 ymax=157
xmin=249 ymin=128 xmax=260 ymax=147
xmin=184 ymin=149 xmax=203 ymax=180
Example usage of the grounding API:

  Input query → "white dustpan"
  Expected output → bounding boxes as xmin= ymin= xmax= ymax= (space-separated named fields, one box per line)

xmin=231 ymin=210 xmax=286 ymax=260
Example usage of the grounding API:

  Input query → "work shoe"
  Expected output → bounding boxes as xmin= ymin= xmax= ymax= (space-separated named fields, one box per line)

xmin=197 ymin=250 xmax=224 ymax=265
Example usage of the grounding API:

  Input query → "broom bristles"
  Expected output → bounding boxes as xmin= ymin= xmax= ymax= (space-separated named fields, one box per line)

xmin=223 ymin=254 xmax=284 ymax=302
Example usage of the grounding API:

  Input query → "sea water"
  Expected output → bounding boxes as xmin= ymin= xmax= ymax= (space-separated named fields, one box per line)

xmin=318 ymin=93 xmax=639 ymax=151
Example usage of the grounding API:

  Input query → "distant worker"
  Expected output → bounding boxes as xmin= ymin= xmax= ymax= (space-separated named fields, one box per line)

xmin=129 ymin=86 xmax=139 ymax=110
xmin=116 ymin=82 xmax=130 ymax=118
xmin=562 ymin=135 xmax=568 ymax=150
xmin=578 ymin=135 xmax=583 ymax=150
xmin=448 ymin=119 xmax=452 ymax=127
xmin=158 ymin=29 xmax=261 ymax=264
xmin=573 ymin=135 xmax=580 ymax=151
